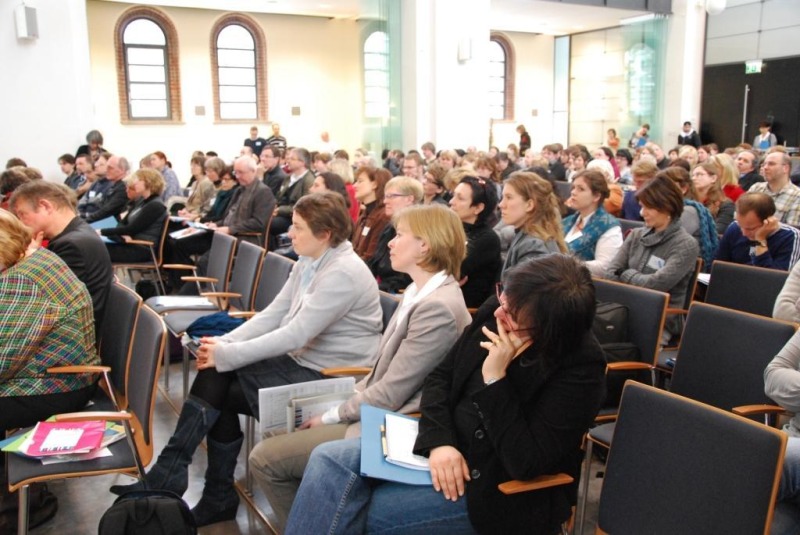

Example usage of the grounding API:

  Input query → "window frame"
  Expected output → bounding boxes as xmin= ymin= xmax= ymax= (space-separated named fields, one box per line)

xmin=363 ymin=29 xmax=390 ymax=120
xmin=210 ymin=14 xmax=267 ymax=123
xmin=489 ymin=32 xmax=515 ymax=122
xmin=114 ymin=6 xmax=182 ymax=124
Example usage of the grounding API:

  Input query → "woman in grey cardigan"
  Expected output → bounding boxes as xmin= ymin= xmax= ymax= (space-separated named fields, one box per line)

xmin=248 ymin=204 xmax=472 ymax=531
xmin=110 ymin=192 xmax=383 ymax=527
xmin=499 ymin=171 xmax=567 ymax=275
xmin=605 ymin=176 xmax=699 ymax=344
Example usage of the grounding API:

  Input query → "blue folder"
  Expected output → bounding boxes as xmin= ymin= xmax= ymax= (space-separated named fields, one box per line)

xmin=359 ymin=404 xmax=432 ymax=486
xmin=89 ymin=216 xmax=118 ymax=230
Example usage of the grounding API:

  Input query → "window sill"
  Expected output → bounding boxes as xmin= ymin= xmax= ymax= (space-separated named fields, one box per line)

xmin=121 ymin=119 xmax=185 ymax=126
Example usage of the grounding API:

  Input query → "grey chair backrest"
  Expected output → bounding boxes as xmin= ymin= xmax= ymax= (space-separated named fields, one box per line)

xmin=204 ymin=232 xmax=238 ymax=293
xmin=619 ymin=218 xmax=644 ymax=236
xmin=126 ymin=305 xmax=167 ymax=450
xmin=705 ymin=260 xmax=789 ymax=318
xmin=228 ymin=240 xmax=266 ymax=311
xmin=100 ymin=282 xmax=142 ymax=402
xmin=379 ymin=291 xmax=401 ymax=332
xmin=593 ymin=278 xmax=669 ymax=365
xmin=671 ymin=302 xmax=797 ymax=412
xmin=598 ymin=382 xmax=786 ymax=535
xmin=553 ymin=181 xmax=571 ymax=201
xmin=252 ymin=252 xmax=295 ymax=311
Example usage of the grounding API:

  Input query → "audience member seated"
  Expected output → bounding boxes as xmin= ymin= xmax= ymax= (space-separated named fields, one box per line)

xmin=109 ymin=192 xmax=383 ymax=528
xmin=367 ymin=176 xmax=422 ymax=293
xmin=564 ymin=169 xmax=623 ymax=276
xmin=499 ymin=171 xmax=567 ymax=275
xmin=309 ymin=172 xmax=351 ymax=210
xmin=662 ymin=167 xmax=719 ymax=272
xmin=707 ymin=153 xmax=745 ymax=203
xmin=0 ymin=167 xmax=31 ymax=210
xmin=621 ymin=160 xmax=659 ymax=221
xmin=284 ymin=254 xmax=605 ymax=534
xmin=100 ymin=168 xmax=168 ymax=263
xmin=257 ymin=146 xmax=287 ymax=198
xmin=774 ymin=260 xmax=800 ymax=322
xmin=542 ymin=143 xmax=566 ymax=181
xmin=269 ymin=147 xmax=315 ymax=248
xmin=716 ymin=192 xmax=800 ymax=271
xmin=566 ymin=146 xmax=590 ymax=182
xmin=199 ymin=159 xmax=237 ymax=224
xmin=749 ymin=152 xmax=800 ymax=227
xmin=73 ymin=153 xmax=94 ymax=198
xmin=76 ymin=152 xmax=111 ymax=219
xmin=10 ymin=181 xmax=113 ymax=339
xmin=328 ymin=159 xmax=359 ymax=223
xmin=586 ymin=158 xmax=622 ymax=216
xmin=615 ymin=148 xmax=633 ymax=184
xmin=422 ymin=163 xmax=449 ymax=205
xmin=691 ymin=161 xmax=735 ymax=235
xmin=78 ymin=154 xmax=129 ymax=223
xmin=352 ymin=166 xmax=391 ymax=261
xmin=249 ymin=204 xmax=472 ymax=530
xmin=605 ymin=175 xmax=699 ymax=345
xmin=58 ymin=153 xmax=82 ymax=191
xmin=736 ymin=149 xmax=764 ymax=191
xmin=150 ymin=151 xmax=182 ymax=203
xmin=176 ymin=155 xmax=215 ymax=220
xmin=449 ymin=175 xmax=502 ymax=308
xmin=75 ymin=129 xmax=106 ymax=161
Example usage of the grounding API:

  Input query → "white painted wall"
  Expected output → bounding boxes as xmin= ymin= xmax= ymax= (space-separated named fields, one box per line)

xmin=0 ymin=0 xmax=93 ymax=181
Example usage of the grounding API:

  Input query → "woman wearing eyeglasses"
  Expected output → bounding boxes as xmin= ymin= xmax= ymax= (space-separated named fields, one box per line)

xmin=449 ymin=176 xmax=502 ymax=308
xmin=284 ymin=254 xmax=606 ymax=534
xmin=499 ymin=172 xmax=567 ymax=276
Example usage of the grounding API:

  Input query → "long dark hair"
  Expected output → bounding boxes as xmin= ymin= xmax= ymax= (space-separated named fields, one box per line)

xmin=458 ymin=176 xmax=498 ymax=226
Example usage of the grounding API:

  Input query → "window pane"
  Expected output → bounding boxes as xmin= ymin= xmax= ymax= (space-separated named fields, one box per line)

xmin=364 ymin=53 xmax=388 ymax=71
xmin=219 ymin=85 xmax=256 ymax=103
xmin=364 ymin=70 xmax=388 ymax=88
xmin=218 ymin=67 xmax=255 ymax=86
xmin=217 ymin=49 xmax=255 ymax=68
xmin=123 ymin=19 xmax=166 ymax=46
xmin=127 ymin=47 xmax=164 ymax=66
xmin=488 ymin=77 xmax=506 ymax=92
xmin=364 ymin=31 xmax=388 ymax=53
xmin=365 ymin=102 xmax=389 ymax=118
xmin=488 ymin=92 xmax=505 ymax=106
xmin=488 ymin=61 xmax=505 ymax=78
xmin=220 ymin=102 xmax=257 ymax=120
xmin=130 ymin=99 xmax=168 ymax=118
xmin=217 ymin=24 xmax=254 ymax=50
xmin=364 ymin=87 xmax=389 ymax=104
xmin=488 ymin=41 xmax=505 ymax=61
xmin=489 ymin=105 xmax=505 ymax=120
xmin=128 ymin=65 xmax=166 ymax=83
xmin=129 ymin=83 xmax=166 ymax=100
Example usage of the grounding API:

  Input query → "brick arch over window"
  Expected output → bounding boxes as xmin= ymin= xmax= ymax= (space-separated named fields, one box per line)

xmin=489 ymin=32 xmax=515 ymax=121
xmin=210 ymin=13 xmax=268 ymax=122
xmin=114 ymin=6 xmax=182 ymax=123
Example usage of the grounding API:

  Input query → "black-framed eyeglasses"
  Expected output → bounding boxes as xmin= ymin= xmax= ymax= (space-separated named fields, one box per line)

xmin=385 ymin=193 xmax=412 ymax=200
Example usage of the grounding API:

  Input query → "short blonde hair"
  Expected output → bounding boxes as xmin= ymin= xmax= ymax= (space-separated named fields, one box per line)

xmin=329 ymin=159 xmax=354 ymax=184
xmin=393 ymin=204 xmax=466 ymax=278
xmin=0 ymin=209 xmax=31 ymax=268
xmin=385 ymin=176 xmax=423 ymax=203
xmin=133 ymin=168 xmax=166 ymax=196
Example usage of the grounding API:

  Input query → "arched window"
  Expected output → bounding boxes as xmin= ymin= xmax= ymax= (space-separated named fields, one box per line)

xmin=489 ymin=33 xmax=515 ymax=121
xmin=363 ymin=31 xmax=390 ymax=119
xmin=115 ymin=7 xmax=181 ymax=122
xmin=211 ymin=15 xmax=267 ymax=122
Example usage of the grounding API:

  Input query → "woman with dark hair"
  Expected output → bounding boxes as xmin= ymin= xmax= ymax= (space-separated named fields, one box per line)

xmin=567 ymin=146 xmax=591 ymax=182
xmin=564 ymin=170 xmax=623 ymax=276
xmin=177 ymin=156 xmax=215 ymax=220
xmin=150 ymin=150 xmax=182 ymax=202
xmin=592 ymin=146 xmax=621 ymax=180
xmin=423 ymin=162 xmax=449 ymax=205
xmin=607 ymin=128 xmax=621 ymax=152
xmin=352 ymin=166 xmax=391 ymax=261
xmin=499 ymin=172 xmax=567 ymax=275
xmin=450 ymin=176 xmax=502 ymax=308
xmin=605 ymin=175 xmax=699 ymax=344
xmin=516 ymin=124 xmax=531 ymax=154
xmin=111 ymin=192 xmax=383 ymax=527
xmin=285 ymin=254 xmax=606 ymax=534
xmin=310 ymin=172 xmax=351 ymax=210
xmin=615 ymin=148 xmax=633 ymax=184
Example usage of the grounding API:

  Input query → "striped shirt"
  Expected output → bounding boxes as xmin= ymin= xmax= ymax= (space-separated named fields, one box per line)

xmin=0 ymin=249 xmax=98 ymax=397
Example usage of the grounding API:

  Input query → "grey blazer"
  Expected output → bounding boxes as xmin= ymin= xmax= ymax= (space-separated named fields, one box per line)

xmin=502 ymin=230 xmax=561 ymax=275
xmin=338 ymin=276 xmax=472 ymax=427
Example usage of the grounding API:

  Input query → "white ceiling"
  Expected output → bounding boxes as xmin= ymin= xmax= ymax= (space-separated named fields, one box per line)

xmin=97 ymin=0 xmax=652 ymax=36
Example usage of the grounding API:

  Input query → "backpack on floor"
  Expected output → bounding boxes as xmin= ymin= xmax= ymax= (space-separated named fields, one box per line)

xmin=98 ymin=490 xmax=196 ymax=535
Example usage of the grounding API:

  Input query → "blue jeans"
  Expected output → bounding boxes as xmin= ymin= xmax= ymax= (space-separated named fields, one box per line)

xmin=773 ymin=437 xmax=800 ymax=535
xmin=285 ymin=438 xmax=477 ymax=535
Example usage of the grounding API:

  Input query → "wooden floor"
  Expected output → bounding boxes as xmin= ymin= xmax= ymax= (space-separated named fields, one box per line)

xmin=26 ymin=360 xmax=605 ymax=534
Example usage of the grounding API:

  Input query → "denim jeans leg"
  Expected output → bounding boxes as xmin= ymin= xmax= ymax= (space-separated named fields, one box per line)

xmin=773 ymin=437 xmax=800 ymax=535
xmin=365 ymin=480 xmax=476 ymax=534
xmin=285 ymin=438 xmax=371 ymax=535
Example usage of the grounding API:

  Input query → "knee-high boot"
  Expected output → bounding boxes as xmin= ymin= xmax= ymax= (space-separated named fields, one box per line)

xmin=191 ymin=435 xmax=243 ymax=527
xmin=110 ymin=395 xmax=220 ymax=496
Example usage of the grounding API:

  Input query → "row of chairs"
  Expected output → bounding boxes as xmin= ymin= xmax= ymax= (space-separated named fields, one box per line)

xmin=8 ymin=283 xmax=167 ymax=534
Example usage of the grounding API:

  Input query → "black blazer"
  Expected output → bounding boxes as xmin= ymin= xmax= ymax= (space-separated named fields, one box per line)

xmin=414 ymin=297 xmax=606 ymax=534
xmin=101 ymin=194 xmax=166 ymax=244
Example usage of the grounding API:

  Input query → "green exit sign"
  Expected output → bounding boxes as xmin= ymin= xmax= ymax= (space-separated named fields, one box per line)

xmin=745 ymin=60 xmax=763 ymax=74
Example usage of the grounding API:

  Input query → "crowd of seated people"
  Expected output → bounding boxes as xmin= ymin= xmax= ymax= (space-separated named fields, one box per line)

xmin=4 ymin=124 xmax=800 ymax=533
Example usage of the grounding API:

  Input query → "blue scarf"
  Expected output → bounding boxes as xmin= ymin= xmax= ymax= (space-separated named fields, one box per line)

xmin=563 ymin=206 xmax=620 ymax=261
xmin=684 ymin=199 xmax=718 ymax=272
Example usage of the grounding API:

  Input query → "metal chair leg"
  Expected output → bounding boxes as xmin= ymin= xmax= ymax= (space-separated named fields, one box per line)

xmin=576 ymin=440 xmax=594 ymax=535
xmin=17 ymin=484 xmax=29 ymax=535
xmin=244 ymin=416 xmax=255 ymax=496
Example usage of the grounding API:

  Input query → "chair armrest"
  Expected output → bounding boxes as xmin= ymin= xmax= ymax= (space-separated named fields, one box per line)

xmin=498 ymin=473 xmax=574 ymax=495
xmin=163 ymin=264 xmax=197 ymax=271
xmin=467 ymin=308 xmax=478 ymax=316
xmin=321 ymin=367 xmax=373 ymax=377
xmin=228 ymin=311 xmax=257 ymax=319
xmin=732 ymin=404 xmax=786 ymax=417
xmin=665 ymin=308 xmax=689 ymax=316
xmin=54 ymin=411 xmax=132 ymax=422
xmin=201 ymin=291 xmax=241 ymax=299
xmin=126 ymin=239 xmax=155 ymax=247
xmin=47 ymin=365 xmax=110 ymax=374
xmin=237 ymin=231 xmax=260 ymax=236
xmin=607 ymin=362 xmax=653 ymax=372
xmin=182 ymin=276 xmax=219 ymax=284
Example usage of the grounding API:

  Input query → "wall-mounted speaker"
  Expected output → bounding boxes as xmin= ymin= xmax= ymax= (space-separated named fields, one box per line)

xmin=15 ymin=5 xmax=39 ymax=40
